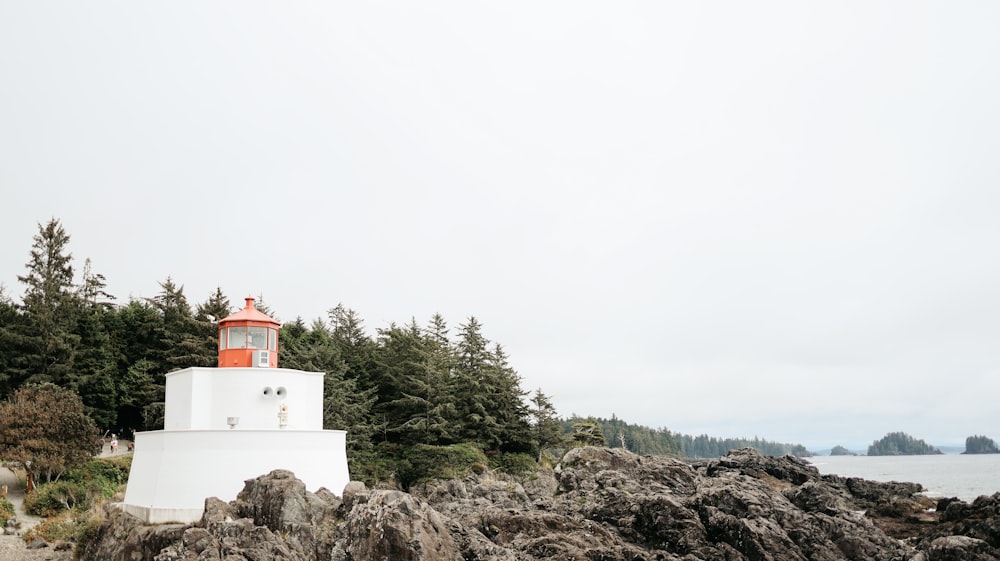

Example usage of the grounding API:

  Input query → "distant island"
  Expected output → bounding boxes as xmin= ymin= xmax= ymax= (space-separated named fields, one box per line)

xmin=867 ymin=432 xmax=942 ymax=456
xmin=830 ymin=445 xmax=856 ymax=456
xmin=964 ymin=435 xmax=1000 ymax=454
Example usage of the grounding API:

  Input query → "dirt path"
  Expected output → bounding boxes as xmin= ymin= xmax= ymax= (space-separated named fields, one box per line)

xmin=0 ymin=466 xmax=43 ymax=534
xmin=0 ymin=467 xmax=69 ymax=561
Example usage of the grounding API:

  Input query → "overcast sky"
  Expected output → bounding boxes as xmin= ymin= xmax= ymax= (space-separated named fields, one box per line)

xmin=2 ymin=2 xmax=999 ymax=451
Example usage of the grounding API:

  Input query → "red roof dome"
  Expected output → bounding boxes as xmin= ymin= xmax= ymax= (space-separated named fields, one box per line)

xmin=219 ymin=297 xmax=279 ymax=327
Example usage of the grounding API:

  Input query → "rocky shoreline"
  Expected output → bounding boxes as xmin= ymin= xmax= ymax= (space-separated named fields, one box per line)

xmin=73 ymin=447 xmax=1000 ymax=560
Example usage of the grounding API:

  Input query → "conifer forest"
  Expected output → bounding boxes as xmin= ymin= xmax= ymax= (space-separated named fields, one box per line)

xmin=0 ymin=219 xmax=808 ymax=482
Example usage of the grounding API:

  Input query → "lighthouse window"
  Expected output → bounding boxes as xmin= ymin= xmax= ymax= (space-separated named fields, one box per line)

xmin=219 ymin=329 xmax=227 ymax=350
xmin=249 ymin=326 xmax=268 ymax=349
xmin=268 ymin=328 xmax=277 ymax=350
xmin=229 ymin=326 xmax=248 ymax=349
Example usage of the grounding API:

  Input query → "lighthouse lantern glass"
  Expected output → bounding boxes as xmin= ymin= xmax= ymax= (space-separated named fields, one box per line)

xmin=249 ymin=327 xmax=268 ymax=349
xmin=269 ymin=328 xmax=277 ymax=351
xmin=229 ymin=327 xmax=247 ymax=349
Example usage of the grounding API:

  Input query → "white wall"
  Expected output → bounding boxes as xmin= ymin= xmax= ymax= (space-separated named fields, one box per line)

xmin=164 ymin=368 xmax=326 ymax=430
xmin=121 ymin=429 xmax=349 ymax=524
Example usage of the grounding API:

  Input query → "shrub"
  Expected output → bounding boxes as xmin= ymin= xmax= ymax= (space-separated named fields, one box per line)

xmin=487 ymin=452 xmax=537 ymax=477
xmin=370 ymin=442 xmax=487 ymax=489
xmin=0 ymin=497 xmax=14 ymax=525
xmin=347 ymin=443 xmax=404 ymax=488
xmin=23 ymin=496 xmax=109 ymax=554
xmin=404 ymin=443 xmax=487 ymax=486
xmin=64 ymin=456 xmax=131 ymax=498
xmin=25 ymin=480 xmax=95 ymax=516
xmin=23 ymin=510 xmax=79 ymax=542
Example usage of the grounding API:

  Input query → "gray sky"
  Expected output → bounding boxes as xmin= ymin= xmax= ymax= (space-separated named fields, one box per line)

xmin=3 ymin=2 xmax=999 ymax=451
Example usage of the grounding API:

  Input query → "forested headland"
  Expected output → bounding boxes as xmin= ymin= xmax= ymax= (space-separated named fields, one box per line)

xmin=0 ymin=219 xmax=812 ymax=485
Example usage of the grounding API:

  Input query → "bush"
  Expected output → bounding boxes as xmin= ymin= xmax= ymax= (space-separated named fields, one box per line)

xmin=23 ymin=510 xmax=79 ymax=542
xmin=24 ymin=455 xmax=132 ymax=516
xmin=25 ymin=480 xmax=95 ymax=516
xmin=400 ymin=443 xmax=487 ymax=487
xmin=23 ymin=495 xmax=110 ymax=554
xmin=353 ymin=445 xmax=408 ymax=488
xmin=487 ymin=452 xmax=537 ymax=477
xmin=0 ymin=497 xmax=14 ymax=525
xmin=359 ymin=442 xmax=488 ymax=489
xmin=64 ymin=456 xmax=131 ymax=498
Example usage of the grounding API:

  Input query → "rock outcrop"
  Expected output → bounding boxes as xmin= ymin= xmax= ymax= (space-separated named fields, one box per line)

xmin=79 ymin=447 xmax=1000 ymax=561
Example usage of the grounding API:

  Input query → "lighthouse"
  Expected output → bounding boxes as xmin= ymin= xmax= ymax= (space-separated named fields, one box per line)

xmin=120 ymin=297 xmax=350 ymax=524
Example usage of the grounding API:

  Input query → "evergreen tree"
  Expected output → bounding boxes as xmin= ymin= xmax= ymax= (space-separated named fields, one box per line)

xmin=196 ymin=287 xmax=232 ymax=324
xmin=280 ymin=317 xmax=379 ymax=456
xmin=452 ymin=317 xmax=501 ymax=448
xmin=374 ymin=321 xmax=454 ymax=445
xmin=571 ymin=417 xmax=607 ymax=447
xmin=66 ymin=258 xmax=120 ymax=428
xmin=192 ymin=287 xmax=232 ymax=365
xmin=529 ymin=389 xmax=564 ymax=454
xmin=77 ymin=258 xmax=116 ymax=309
xmin=485 ymin=343 xmax=532 ymax=453
xmin=0 ymin=286 xmax=23 ymax=396
xmin=11 ymin=219 xmax=80 ymax=387
xmin=150 ymin=278 xmax=216 ymax=369
xmin=329 ymin=304 xmax=377 ymax=389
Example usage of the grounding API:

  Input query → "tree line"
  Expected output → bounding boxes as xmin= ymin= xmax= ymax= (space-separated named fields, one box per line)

xmin=565 ymin=415 xmax=811 ymax=458
xmin=1 ymin=219 xmax=816 ymax=484
xmin=964 ymin=435 xmax=1000 ymax=454
xmin=0 ymin=219 xmax=567 ymax=480
xmin=867 ymin=432 xmax=942 ymax=456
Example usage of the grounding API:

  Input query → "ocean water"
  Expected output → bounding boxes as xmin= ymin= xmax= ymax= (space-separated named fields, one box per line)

xmin=807 ymin=454 xmax=1000 ymax=502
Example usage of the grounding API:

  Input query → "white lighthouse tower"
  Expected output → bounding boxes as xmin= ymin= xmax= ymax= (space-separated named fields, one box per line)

xmin=120 ymin=297 xmax=350 ymax=524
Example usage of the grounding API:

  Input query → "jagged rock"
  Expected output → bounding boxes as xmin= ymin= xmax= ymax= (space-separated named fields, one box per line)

xmin=331 ymin=489 xmax=462 ymax=561
xmin=78 ymin=448 xmax=1000 ymax=561
xmin=80 ymin=507 xmax=187 ymax=561
xmin=341 ymin=480 xmax=368 ymax=510
xmin=925 ymin=535 xmax=994 ymax=561
xmin=231 ymin=469 xmax=340 ymax=559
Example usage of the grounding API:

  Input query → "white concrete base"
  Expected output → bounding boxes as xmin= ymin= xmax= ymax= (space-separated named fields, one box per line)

xmin=121 ymin=429 xmax=349 ymax=524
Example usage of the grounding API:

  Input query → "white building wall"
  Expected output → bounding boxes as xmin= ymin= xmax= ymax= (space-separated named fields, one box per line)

xmin=167 ymin=372 xmax=193 ymax=429
xmin=121 ymin=429 xmax=349 ymax=524
xmin=164 ymin=368 xmax=325 ymax=430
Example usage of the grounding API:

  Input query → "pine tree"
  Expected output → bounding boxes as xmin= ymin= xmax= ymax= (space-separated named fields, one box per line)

xmin=329 ymin=304 xmax=377 ymax=389
xmin=150 ymin=278 xmax=216 ymax=369
xmin=196 ymin=287 xmax=232 ymax=324
xmin=102 ymin=299 xmax=166 ymax=428
xmin=485 ymin=343 xmax=532 ymax=453
xmin=65 ymin=258 xmax=120 ymax=428
xmin=0 ymin=286 xmax=23 ymax=396
xmin=12 ymin=219 xmax=80 ymax=387
xmin=571 ymin=417 xmax=607 ymax=447
xmin=279 ymin=317 xmax=380 ymax=455
xmin=452 ymin=317 xmax=500 ymax=448
xmin=374 ymin=321 xmax=454 ymax=445
xmin=530 ymin=389 xmax=564 ymax=453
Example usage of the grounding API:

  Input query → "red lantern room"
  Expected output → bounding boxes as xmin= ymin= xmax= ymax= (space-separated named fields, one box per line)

xmin=217 ymin=297 xmax=280 ymax=368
